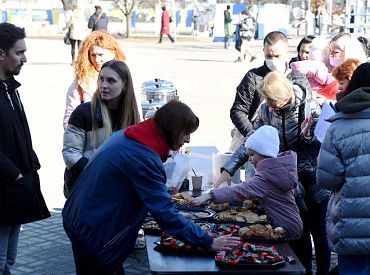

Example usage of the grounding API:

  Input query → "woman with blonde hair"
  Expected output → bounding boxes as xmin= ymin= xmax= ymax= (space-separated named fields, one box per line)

xmin=328 ymin=32 xmax=367 ymax=72
xmin=63 ymin=30 xmax=126 ymax=129
xmin=63 ymin=60 xmax=140 ymax=197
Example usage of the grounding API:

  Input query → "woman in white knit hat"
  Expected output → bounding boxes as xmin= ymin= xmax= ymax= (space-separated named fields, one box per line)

xmin=192 ymin=125 xmax=303 ymax=241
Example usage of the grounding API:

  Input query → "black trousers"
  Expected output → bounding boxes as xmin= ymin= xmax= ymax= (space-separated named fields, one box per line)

xmin=158 ymin=34 xmax=174 ymax=43
xmin=70 ymin=39 xmax=82 ymax=62
xmin=64 ymin=223 xmax=125 ymax=275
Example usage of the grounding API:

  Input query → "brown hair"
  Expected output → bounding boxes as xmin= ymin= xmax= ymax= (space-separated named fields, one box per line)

xmin=263 ymin=31 xmax=288 ymax=47
xmin=91 ymin=60 xmax=140 ymax=146
xmin=74 ymin=31 xmax=126 ymax=88
xmin=332 ymin=58 xmax=362 ymax=81
xmin=154 ymin=100 xmax=199 ymax=149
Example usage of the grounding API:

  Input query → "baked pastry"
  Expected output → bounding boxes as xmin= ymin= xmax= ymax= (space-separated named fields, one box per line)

xmin=209 ymin=202 xmax=229 ymax=211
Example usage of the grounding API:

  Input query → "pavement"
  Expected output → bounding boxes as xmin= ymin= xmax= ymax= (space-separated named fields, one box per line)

xmin=9 ymin=34 xmax=337 ymax=274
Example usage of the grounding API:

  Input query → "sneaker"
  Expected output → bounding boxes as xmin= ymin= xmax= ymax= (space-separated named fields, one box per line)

xmin=250 ymin=56 xmax=257 ymax=62
xmin=234 ymin=57 xmax=242 ymax=63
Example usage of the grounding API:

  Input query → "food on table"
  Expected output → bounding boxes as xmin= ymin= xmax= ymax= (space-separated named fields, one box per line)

xmin=143 ymin=220 xmax=161 ymax=230
xmin=214 ymin=223 xmax=240 ymax=236
xmin=180 ymin=210 xmax=211 ymax=219
xmin=172 ymin=192 xmax=194 ymax=206
xmin=215 ymin=242 xmax=285 ymax=265
xmin=209 ymin=202 xmax=229 ymax=211
xmin=238 ymin=224 xmax=286 ymax=239
xmin=216 ymin=209 xmax=268 ymax=223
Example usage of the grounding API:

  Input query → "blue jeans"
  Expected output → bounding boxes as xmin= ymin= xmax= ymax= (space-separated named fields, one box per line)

xmin=338 ymin=255 xmax=370 ymax=275
xmin=0 ymin=225 xmax=21 ymax=275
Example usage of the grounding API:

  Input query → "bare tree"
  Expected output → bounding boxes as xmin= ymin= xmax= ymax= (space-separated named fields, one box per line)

xmin=115 ymin=0 xmax=144 ymax=38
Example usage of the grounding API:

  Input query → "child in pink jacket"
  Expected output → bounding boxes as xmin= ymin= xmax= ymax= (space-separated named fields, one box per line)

xmin=290 ymin=36 xmax=337 ymax=101
xmin=192 ymin=126 xmax=303 ymax=240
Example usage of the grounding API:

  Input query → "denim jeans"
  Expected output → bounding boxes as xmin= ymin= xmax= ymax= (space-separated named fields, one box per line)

xmin=338 ymin=255 xmax=370 ymax=275
xmin=0 ymin=225 xmax=21 ymax=275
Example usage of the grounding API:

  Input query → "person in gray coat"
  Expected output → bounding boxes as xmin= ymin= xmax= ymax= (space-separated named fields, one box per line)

xmin=317 ymin=62 xmax=370 ymax=275
xmin=88 ymin=5 xmax=108 ymax=32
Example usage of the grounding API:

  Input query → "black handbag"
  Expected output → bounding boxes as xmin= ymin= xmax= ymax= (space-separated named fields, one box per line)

xmin=64 ymin=29 xmax=71 ymax=45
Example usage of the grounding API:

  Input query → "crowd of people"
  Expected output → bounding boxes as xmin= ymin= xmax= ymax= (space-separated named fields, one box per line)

xmin=1 ymin=9 xmax=370 ymax=275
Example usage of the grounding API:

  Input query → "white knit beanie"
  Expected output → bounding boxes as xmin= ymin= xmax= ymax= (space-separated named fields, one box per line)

xmin=245 ymin=126 xmax=280 ymax=158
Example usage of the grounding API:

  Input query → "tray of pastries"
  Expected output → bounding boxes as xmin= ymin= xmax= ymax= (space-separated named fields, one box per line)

xmin=179 ymin=208 xmax=216 ymax=220
xmin=238 ymin=224 xmax=286 ymax=242
xmin=213 ymin=208 xmax=268 ymax=224
xmin=154 ymin=232 xmax=215 ymax=256
xmin=211 ymin=223 xmax=285 ymax=241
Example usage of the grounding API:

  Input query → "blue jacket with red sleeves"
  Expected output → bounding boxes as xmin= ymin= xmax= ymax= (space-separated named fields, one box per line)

xmin=62 ymin=119 xmax=213 ymax=269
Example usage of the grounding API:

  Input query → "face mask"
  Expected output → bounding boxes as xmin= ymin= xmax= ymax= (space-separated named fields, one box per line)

xmin=265 ymin=59 xmax=286 ymax=73
xmin=329 ymin=56 xmax=342 ymax=67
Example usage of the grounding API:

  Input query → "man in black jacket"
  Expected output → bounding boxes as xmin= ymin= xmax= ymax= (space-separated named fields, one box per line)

xmin=230 ymin=31 xmax=310 ymax=137
xmin=88 ymin=5 xmax=108 ymax=32
xmin=0 ymin=23 xmax=50 ymax=274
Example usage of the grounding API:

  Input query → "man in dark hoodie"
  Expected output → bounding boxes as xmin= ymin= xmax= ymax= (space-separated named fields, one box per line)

xmin=0 ymin=22 xmax=50 ymax=274
xmin=88 ymin=5 xmax=108 ymax=32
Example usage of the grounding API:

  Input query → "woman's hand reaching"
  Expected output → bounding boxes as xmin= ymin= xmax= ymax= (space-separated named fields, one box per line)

xmin=212 ymin=170 xmax=231 ymax=188
xmin=191 ymin=193 xmax=211 ymax=206
xmin=211 ymin=234 xmax=242 ymax=251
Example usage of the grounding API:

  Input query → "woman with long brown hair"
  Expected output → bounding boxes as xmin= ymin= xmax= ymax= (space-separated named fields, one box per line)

xmin=62 ymin=60 xmax=140 ymax=197
xmin=63 ymin=30 xmax=127 ymax=129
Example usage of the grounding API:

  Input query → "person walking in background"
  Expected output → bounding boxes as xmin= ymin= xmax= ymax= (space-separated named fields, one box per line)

xmin=158 ymin=6 xmax=174 ymax=43
xmin=192 ymin=15 xmax=200 ymax=37
xmin=66 ymin=4 xmax=86 ymax=65
xmin=234 ymin=10 xmax=256 ymax=63
xmin=0 ymin=22 xmax=50 ymax=274
xmin=63 ymin=60 xmax=141 ymax=197
xmin=223 ymin=5 xmax=232 ymax=49
xmin=63 ymin=31 xmax=127 ymax=129
xmin=62 ymin=101 xmax=241 ymax=274
xmin=88 ymin=5 xmax=108 ymax=32
xmin=317 ymin=62 xmax=370 ymax=275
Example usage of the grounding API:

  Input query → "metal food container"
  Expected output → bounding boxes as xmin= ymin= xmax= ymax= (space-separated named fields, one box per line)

xmin=141 ymin=101 xmax=166 ymax=119
xmin=142 ymin=79 xmax=174 ymax=89
xmin=142 ymin=86 xmax=177 ymax=102
xmin=141 ymin=78 xmax=177 ymax=103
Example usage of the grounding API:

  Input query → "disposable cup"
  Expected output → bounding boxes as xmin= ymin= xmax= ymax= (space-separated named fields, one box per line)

xmin=192 ymin=175 xmax=203 ymax=191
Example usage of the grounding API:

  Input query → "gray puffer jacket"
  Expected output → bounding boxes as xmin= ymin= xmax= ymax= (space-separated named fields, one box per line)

xmin=224 ymin=85 xmax=329 ymax=203
xmin=317 ymin=87 xmax=370 ymax=255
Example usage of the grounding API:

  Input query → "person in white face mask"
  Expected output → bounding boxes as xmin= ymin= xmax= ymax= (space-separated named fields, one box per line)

xmin=230 ymin=31 xmax=310 ymax=138
xmin=328 ymin=32 xmax=367 ymax=72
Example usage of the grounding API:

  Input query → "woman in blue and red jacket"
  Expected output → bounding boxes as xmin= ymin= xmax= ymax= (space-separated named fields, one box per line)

xmin=62 ymin=100 xmax=241 ymax=275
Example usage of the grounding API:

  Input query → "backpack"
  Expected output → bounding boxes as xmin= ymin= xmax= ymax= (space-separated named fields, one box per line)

xmin=239 ymin=17 xmax=255 ymax=41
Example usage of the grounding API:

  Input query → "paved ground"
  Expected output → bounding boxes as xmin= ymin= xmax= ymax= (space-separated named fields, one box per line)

xmin=10 ymin=35 xmax=337 ymax=274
